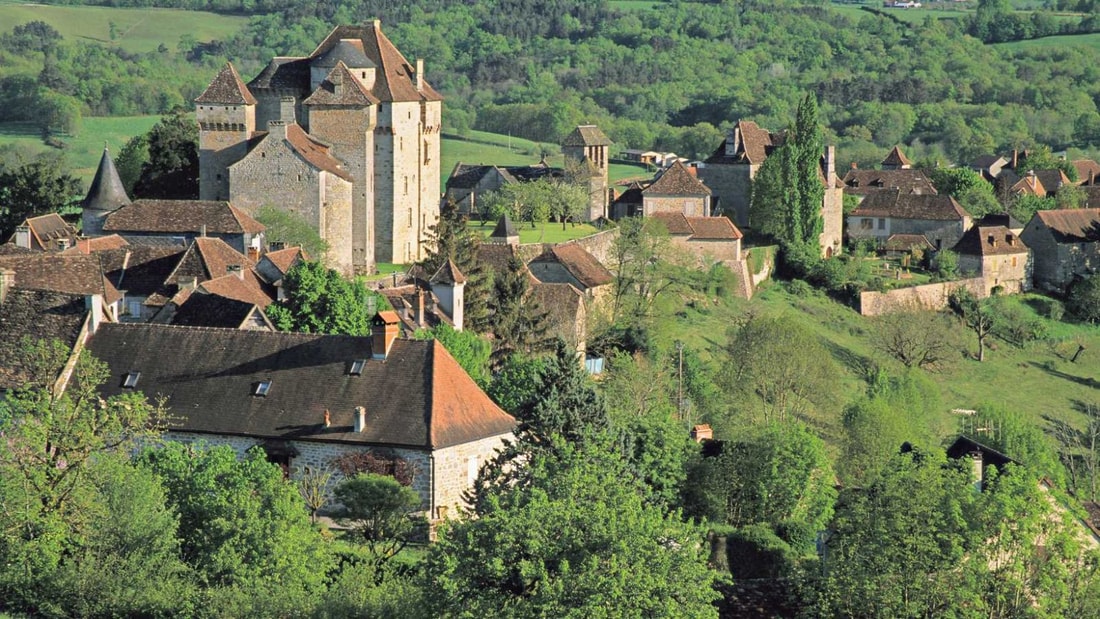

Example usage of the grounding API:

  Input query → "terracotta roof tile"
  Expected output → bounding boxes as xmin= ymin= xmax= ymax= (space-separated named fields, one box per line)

xmin=705 ymin=120 xmax=779 ymax=165
xmin=562 ymin=125 xmax=612 ymax=147
xmin=71 ymin=235 xmax=129 ymax=254
xmin=256 ymin=247 xmax=307 ymax=283
xmin=0 ymin=253 xmax=122 ymax=304
xmin=881 ymin=145 xmax=912 ymax=168
xmin=1032 ymin=208 xmax=1100 ymax=243
xmin=103 ymin=200 xmax=264 ymax=235
xmin=303 ymin=61 xmax=379 ymax=107
xmin=531 ymin=244 xmax=613 ymax=288
xmin=310 ymin=24 xmax=443 ymax=103
xmin=684 ymin=216 xmax=742 ymax=240
xmin=643 ymin=161 xmax=711 ymax=196
xmin=842 ymin=169 xmax=937 ymax=196
xmin=851 ymin=189 xmax=969 ymax=221
xmin=197 ymin=269 xmax=274 ymax=308
xmin=196 ymin=62 xmax=257 ymax=105
xmin=279 ymin=123 xmax=354 ymax=182
xmin=1012 ymin=173 xmax=1047 ymax=197
xmin=952 ymin=225 xmax=1028 ymax=257
xmin=649 ymin=212 xmax=693 ymax=235
xmin=1074 ymin=160 xmax=1100 ymax=185
xmin=86 ymin=324 xmax=514 ymax=450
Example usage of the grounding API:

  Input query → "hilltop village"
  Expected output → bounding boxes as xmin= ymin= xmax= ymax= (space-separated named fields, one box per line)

xmin=9 ymin=12 xmax=1100 ymax=618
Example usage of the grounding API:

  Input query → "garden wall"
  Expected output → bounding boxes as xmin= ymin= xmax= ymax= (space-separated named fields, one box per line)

xmin=858 ymin=277 xmax=986 ymax=316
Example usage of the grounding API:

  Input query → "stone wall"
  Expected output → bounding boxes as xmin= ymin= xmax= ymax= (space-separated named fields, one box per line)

xmin=431 ymin=432 xmax=512 ymax=519
xmin=198 ymin=103 xmax=255 ymax=201
xmin=858 ymin=277 xmax=986 ymax=316
xmin=678 ymin=238 xmax=741 ymax=263
xmin=1022 ymin=221 xmax=1100 ymax=292
xmin=958 ymin=250 xmax=1033 ymax=295
xmin=643 ymin=195 xmax=709 ymax=217
xmin=696 ymin=163 xmax=753 ymax=227
xmin=569 ymin=228 xmax=619 ymax=265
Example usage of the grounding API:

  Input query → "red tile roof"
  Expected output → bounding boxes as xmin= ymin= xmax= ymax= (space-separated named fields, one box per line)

xmin=644 ymin=161 xmax=711 ymax=197
xmin=197 ymin=269 xmax=275 ymax=308
xmin=103 ymin=200 xmax=265 ymax=235
xmin=851 ymin=189 xmax=969 ymax=221
xmin=685 ymin=216 xmax=742 ymax=240
xmin=705 ymin=120 xmax=779 ymax=165
xmin=195 ymin=62 xmax=257 ymax=105
xmin=1074 ymin=159 xmax=1100 ymax=185
xmin=281 ymin=123 xmax=354 ymax=182
xmin=649 ymin=212 xmax=693 ymax=235
xmin=881 ymin=146 xmax=912 ymax=168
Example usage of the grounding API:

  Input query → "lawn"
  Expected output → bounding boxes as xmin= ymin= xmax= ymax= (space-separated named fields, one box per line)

xmin=0 ymin=3 xmax=247 ymax=54
xmin=469 ymin=221 xmax=600 ymax=245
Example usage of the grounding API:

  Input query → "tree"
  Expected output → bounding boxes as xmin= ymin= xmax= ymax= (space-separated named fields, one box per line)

xmin=1018 ymin=145 xmax=1079 ymax=182
xmin=132 ymin=109 xmax=199 ymax=199
xmin=414 ymin=323 xmax=491 ymax=388
xmin=332 ymin=473 xmax=422 ymax=571
xmin=790 ymin=93 xmax=825 ymax=251
xmin=1067 ymin=273 xmax=1100 ymax=323
xmin=480 ymin=179 xmax=554 ymax=234
xmin=608 ymin=216 xmax=696 ymax=325
xmin=419 ymin=199 xmax=491 ymax=332
xmin=486 ymin=353 xmax=549 ymax=414
xmin=266 ymin=260 xmax=390 ymax=336
xmin=115 ymin=132 xmax=149 ymax=194
xmin=485 ymin=255 xmax=550 ymax=363
xmin=0 ymin=152 xmax=81 ymax=239
xmin=254 ymin=204 xmax=329 ymax=258
xmin=870 ymin=306 xmax=960 ymax=370
xmin=928 ymin=167 xmax=1001 ymax=218
xmin=950 ymin=288 xmax=998 ymax=362
xmin=426 ymin=443 xmax=719 ymax=618
xmin=721 ymin=313 xmax=840 ymax=422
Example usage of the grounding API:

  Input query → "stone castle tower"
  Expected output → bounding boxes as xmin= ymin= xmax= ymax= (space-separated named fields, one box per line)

xmin=562 ymin=125 xmax=611 ymax=221
xmin=196 ymin=21 xmax=442 ymax=272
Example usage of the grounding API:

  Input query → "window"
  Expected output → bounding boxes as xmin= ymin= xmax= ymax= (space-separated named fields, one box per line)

xmin=122 ymin=371 xmax=140 ymax=389
xmin=467 ymin=456 xmax=478 ymax=485
xmin=404 ymin=176 xmax=408 ymax=196
xmin=127 ymin=298 xmax=143 ymax=317
xmin=254 ymin=380 xmax=272 ymax=397
xmin=1012 ymin=256 xmax=1018 ymax=267
xmin=877 ymin=218 xmax=886 ymax=230
xmin=349 ymin=359 xmax=366 ymax=376
xmin=860 ymin=218 xmax=873 ymax=230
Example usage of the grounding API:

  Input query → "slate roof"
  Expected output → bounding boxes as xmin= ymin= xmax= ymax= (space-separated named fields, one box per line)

xmin=704 ymin=120 xmax=779 ymax=165
xmin=562 ymin=125 xmax=612 ymax=147
xmin=489 ymin=214 xmax=519 ymax=240
xmin=946 ymin=435 xmax=1018 ymax=469
xmin=313 ymin=38 xmax=374 ymax=69
xmin=883 ymin=234 xmax=934 ymax=252
xmin=1031 ymin=209 xmax=1100 ymax=243
xmin=975 ymin=213 xmax=1024 ymax=230
xmin=309 ymin=23 xmax=443 ymax=103
xmin=170 ymin=293 xmax=266 ymax=329
xmin=971 ymin=154 xmax=1008 ymax=170
xmin=430 ymin=259 xmax=466 ymax=285
xmin=248 ymin=57 xmax=312 ymax=93
xmin=0 ymin=288 xmax=88 ymax=390
xmin=99 ymin=246 xmax=187 ymax=298
xmin=0 ymin=254 xmax=122 ymax=304
xmin=303 ymin=62 xmax=379 ymax=107
xmin=82 ymin=147 xmax=131 ymax=214
xmin=841 ymin=169 xmax=937 ymax=196
xmin=643 ymin=161 xmax=711 ymax=197
xmin=952 ymin=225 xmax=1028 ymax=257
xmin=881 ymin=146 xmax=912 ymax=168
xmin=86 ymin=323 xmax=515 ymax=449
xmin=850 ymin=189 xmax=969 ymax=221
xmin=530 ymin=244 xmax=613 ymax=288
xmin=17 ymin=214 xmax=78 ymax=250
xmin=103 ymin=200 xmax=265 ymax=235
xmin=195 ymin=62 xmax=257 ymax=105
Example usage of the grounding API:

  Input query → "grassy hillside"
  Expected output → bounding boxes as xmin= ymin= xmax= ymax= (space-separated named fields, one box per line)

xmin=0 ymin=3 xmax=247 ymax=54
xmin=996 ymin=31 xmax=1100 ymax=51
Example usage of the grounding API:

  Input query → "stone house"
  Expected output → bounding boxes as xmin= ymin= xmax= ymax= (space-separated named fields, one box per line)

xmin=85 ymin=314 xmax=515 ymax=520
xmin=649 ymin=212 xmax=743 ymax=263
xmin=444 ymin=164 xmax=519 ymax=216
xmin=198 ymin=22 xmax=443 ymax=272
xmin=847 ymin=188 xmax=972 ymax=251
xmin=641 ymin=161 xmax=713 ymax=217
xmin=97 ymin=246 xmax=188 ymax=321
xmin=527 ymin=243 xmax=614 ymax=302
xmin=9 ymin=214 xmax=78 ymax=252
xmin=103 ymin=199 xmax=265 ymax=258
xmin=255 ymin=246 xmax=309 ymax=300
xmin=1020 ymin=208 xmax=1100 ymax=292
xmin=562 ymin=125 xmax=612 ymax=221
xmin=696 ymin=120 xmax=779 ymax=227
xmin=0 ymin=253 xmax=122 ymax=324
xmin=841 ymin=147 xmax=936 ymax=203
xmin=951 ymin=224 xmax=1032 ymax=294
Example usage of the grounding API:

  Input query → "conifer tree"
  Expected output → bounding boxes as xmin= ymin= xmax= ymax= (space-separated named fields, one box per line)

xmin=791 ymin=93 xmax=825 ymax=250
xmin=419 ymin=200 xmax=491 ymax=332
xmin=486 ymin=255 xmax=550 ymax=364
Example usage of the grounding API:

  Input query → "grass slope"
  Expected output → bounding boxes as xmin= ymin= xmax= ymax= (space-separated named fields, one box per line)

xmin=996 ymin=32 xmax=1100 ymax=51
xmin=0 ymin=3 xmax=247 ymax=54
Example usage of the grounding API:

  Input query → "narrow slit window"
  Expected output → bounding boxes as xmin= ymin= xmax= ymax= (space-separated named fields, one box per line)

xmin=349 ymin=359 xmax=366 ymax=376
xmin=122 ymin=371 xmax=141 ymax=389
xmin=254 ymin=380 xmax=272 ymax=397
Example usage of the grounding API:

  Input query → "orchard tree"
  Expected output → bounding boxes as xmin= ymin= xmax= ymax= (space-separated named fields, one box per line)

xmin=950 ymin=288 xmax=997 ymax=362
xmin=254 ymin=205 xmax=329 ymax=258
xmin=1067 ymin=273 xmax=1100 ymax=323
xmin=870 ymin=305 xmax=960 ymax=370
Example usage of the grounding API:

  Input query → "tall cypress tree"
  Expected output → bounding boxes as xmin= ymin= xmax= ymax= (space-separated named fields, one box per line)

xmin=792 ymin=93 xmax=825 ymax=250
xmin=419 ymin=200 xmax=492 ymax=332
xmin=487 ymin=256 xmax=550 ymax=365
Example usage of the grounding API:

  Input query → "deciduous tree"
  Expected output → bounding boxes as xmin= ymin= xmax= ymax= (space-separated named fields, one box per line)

xmin=266 ymin=260 xmax=390 ymax=336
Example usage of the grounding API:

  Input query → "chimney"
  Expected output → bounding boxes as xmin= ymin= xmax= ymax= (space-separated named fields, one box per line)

xmin=415 ymin=58 xmax=424 ymax=92
xmin=267 ymin=119 xmax=288 ymax=139
xmin=825 ymin=145 xmax=836 ymax=180
xmin=416 ymin=288 xmax=426 ymax=328
xmin=330 ymin=67 xmax=344 ymax=95
xmin=1012 ymin=149 xmax=1019 ymax=170
xmin=227 ymin=264 xmax=244 ymax=279
xmin=280 ymin=96 xmax=295 ymax=123
xmin=452 ymin=279 xmax=465 ymax=332
xmin=179 ymin=275 xmax=198 ymax=290
xmin=850 ymin=162 xmax=858 ymax=170
xmin=1091 ymin=169 xmax=1096 ymax=186
xmin=14 ymin=225 xmax=30 ymax=249
xmin=354 ymin=406 xmax=366 ymax=433
xmin=691 ymin=424 xmax=713 ymax=443
xmin=323 ymin=409 xmax=331 ymax=428
xmin=200 ymin=224 xmax=207 ymax=238
xmin=371 ymin=311 xmax=400 ymax=360
xmin=0 ymin=269 xmax=14 ymax=304
xmin=84 ymin=293 xmax=103 ymax=335
xmin=970 ymin=450 xmax=984 ymax=492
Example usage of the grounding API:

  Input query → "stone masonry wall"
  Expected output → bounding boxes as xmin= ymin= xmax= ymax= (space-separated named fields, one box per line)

xmin=569 ymin=228 xmax=619 ymax=265
xmin=322 ymin=173 xmax=355 ymax=275
xmin=198 ymin=103 xmax=255 ymax=201
xmin=419 ymin=100 xmax=442 ymax=262
xmin=859 ymin=277 xmax=986 ymax=316
xmin=696 ymin=163 xmax=754 ymax=227
xmin=643 ymin=195 xmax=708 ymax=217
xmin=431 ymin=432 xmax=512 ymax=519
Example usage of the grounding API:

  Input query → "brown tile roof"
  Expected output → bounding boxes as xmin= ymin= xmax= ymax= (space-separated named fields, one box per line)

xmin=851 ymin=189 xmax=969 ymax=221
xmin=649 ymin=212 xmax=693 ymax=235
xmin=1012 ymin=173 xmax=1047 ymax=197
xmin=0 ymin=243 xmax=35 ymax=256
xmin=279 ymin=123 xmax=354 ymax=182
xmin=154 ymin=238 xmax=255 ymax=306
xmin=86 ymin=323 xmax=514 ymax=449
xmin=103 ymin=200 xmax=265 ymax=235
xmin=561 ymin=125 xmax=612 ymax=147
xmin=82 ymin=147 xmax=131 ymax=214
xmin=1074 ymin=160 xmax=1100 ymax=185
xmin=531 ymin=244 xmax=613 ymax=288
xmin=99 ymin=246 xmax=187 ymax=297
xmin=303 ymin=61 xmax=379 ymax=107
xmin=18 ymin=214 xmax=78 ymax=250
xmin=883 ymin=234 xmax=934 ymax=252
xmin=952 ymin=225 xmax=1028 ymax=257
xmin=256 ymin=247 xmax=307 ymax=283
xmin=704 ymin=120 xmax=779 ymax=165
xmin=170 ymin=293 xmax=266 ymax=330
xmin=643 ymin=161 xmax=711 ymax=197
xmin=310 ymin=23 xmax=443 ymax=103
xmin=1034 ymin=169 xmax=1070 ymax=194
xmin=684 ymin=216 xmax=742 ymax=240
xmin=197 ymin=269 xmax=275 ymax=309
xmin=1032 ymin=208 xmax=1100 ymax=243
xmin=528 ymin=281 xmax=583 ymax=342
xmin=0 ymin=254 xmax=122 ymax=304
xmin=842 ymin=169 xmax=937 ymax=196
xmin=477 ymin=243 xmax=520 ymax=275
xmin=881 ymin=146 xmax=912 ymax=168
xmin=0 ymin=288 xmax=88 ymax=390
xmin=71 ymin=235 xmax=129 ymax=254
xmin=195 ymin=62 xmax=257 ymax=105
xmin=430 ymin=259 xmax=466 ymax=285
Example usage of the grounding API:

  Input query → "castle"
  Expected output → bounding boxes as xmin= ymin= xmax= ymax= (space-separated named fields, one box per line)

xmin=196 ymin=22 xmax=442 ymax=274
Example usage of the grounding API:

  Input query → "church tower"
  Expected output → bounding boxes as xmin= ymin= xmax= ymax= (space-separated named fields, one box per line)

xmin=562 ymin=125 xmax=611 ymax=221
xmin=81 ymin=145 xmax=131 ymax=236
xmin=197 ymin=62 xmax=256 ymax=201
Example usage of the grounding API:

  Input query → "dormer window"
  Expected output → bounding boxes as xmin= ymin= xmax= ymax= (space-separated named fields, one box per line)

xmin=349 ymin=359 xmax=367 ymax=376
xmin=122 ymin=371 xmax=141 ymax=389
xmin=254 ymin=380 xmax=272 ymax=397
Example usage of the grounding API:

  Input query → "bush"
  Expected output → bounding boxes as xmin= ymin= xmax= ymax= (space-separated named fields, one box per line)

xmin=991 ymin=300 xmax=1047 ymax=345
xmin=726 ymin=523 xmax=798 ymax=579
xmin=1067 ymin=274 xmax=1100 ymax=323
xmin=786 ymin=279 xmax=815 ymax=297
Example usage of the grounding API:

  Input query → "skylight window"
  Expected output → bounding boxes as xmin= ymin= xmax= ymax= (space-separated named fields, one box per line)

xmin=349 ymin=359 xmax=367 ymax=376
xmin=254 ymin=380 xmax=272 ymax=397
xmin=122 ymin=371 xmax=140 ymax=389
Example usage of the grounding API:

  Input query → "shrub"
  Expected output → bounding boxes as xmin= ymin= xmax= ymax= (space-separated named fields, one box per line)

xmin=726 ymin=523 xmax=798 ymax=579
xmin=1067 ymin=274 xmax=1100 ymax=323
xmin=786 ymin=279 xmax=814 ymax=297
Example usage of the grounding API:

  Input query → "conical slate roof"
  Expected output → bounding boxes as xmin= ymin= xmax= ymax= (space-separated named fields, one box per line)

xmin=430 ymin=259 xmax=466 ymax=286
xmin=195 ymin=62 xmax=257 ymax=105
xmin=490 ymin=214 xmax=518 ymax=239
xmin=82 ymin=146 xmax=131 ymax=213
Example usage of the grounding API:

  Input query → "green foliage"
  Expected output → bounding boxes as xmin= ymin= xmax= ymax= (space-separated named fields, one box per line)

xmin=486 ymin=353 xmax=548 ymax=414
xmin=724 ymin=523 xmax=799 ymax=580
xmin=871 ymin=307 xmax=961 ymax=370
xmin=426 ymin=443 xmax=719 ymax=618
xmin=132 ymin=109 xmax=199 ymax=199
xmin=413 ymin=323 xmax=491 ymax=388
xmin=486 ymin=255 xmax=551 ymax=363
xmin=1019 ymin=145 xmax=1079 ymax=182
xmin=1067 ymin=273 xmax=1100 ymax=323
xmin=967 ymin=403 xmax=1066 ymax=486
xmin=930 ymin=248 xmax=959 ymax=280
xmin=138 ymin=442 xmax=330 ymax=614
xmin=608 ymin=216 xmax=697 ymax=326
xmin=419 ymin=200 xmax=491 ymax=332
xmin=950 ymin=288 xmax=999 ymax=361
xmin=266 ymin=260 xmax=390 ymax=336
xmin=929 ymin=166 xmax=1001 ymax=218
xmin=333 ymin=473 xmax=422 ymax=571
xmin=254 ymin=204 xmax=329 ymax=259
xmin=0 ymin=151 xmax=80 ymax=238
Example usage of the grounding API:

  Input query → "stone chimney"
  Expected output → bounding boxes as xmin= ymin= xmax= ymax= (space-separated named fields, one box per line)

xmin=280 ymin=96 xmax=296 ymax=124
xmin=970 ymin=450 xmax=984 ymax=492
xmin=323 ymin=409 xmax=331 ymax=428
xmin=354 ymin=406 xmax=366 ymax=433
xmin=84 ymin=293 xmax=103 ymax=335
xmin=1012 ymin=149 xmax=1019 ymax=170
xmin=416 ymin=288 xmax=426 ymax=328
xmin=227 ymin=264 xmax=244 ymax=279
xmin=825 ymin=145 xmax=836 ymax=181
xmin=14 ymin=225 xmax=30 ymax=249
xmin=267 ymin=119 xmax=288 ymax=139
xmin=371 ymin=311 xmax=400 ymax=360
xmin=0 ymin=269 xmax=14 ymax=305
xmin=415 ymin=59 xmax=424 ymax=92
xmin=691 ymin=424 xmax=713 ymax=443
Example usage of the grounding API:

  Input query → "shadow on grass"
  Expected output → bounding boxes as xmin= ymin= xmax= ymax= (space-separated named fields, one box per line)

xmin=822 ymin=338 xmax=874 ymax=379
xmin=1029 ymin=361 xmax=1100 ymax=389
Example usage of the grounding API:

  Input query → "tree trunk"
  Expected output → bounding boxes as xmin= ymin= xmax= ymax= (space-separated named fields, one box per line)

xmin=1072 ymin=344 xmax=1086 ymax=363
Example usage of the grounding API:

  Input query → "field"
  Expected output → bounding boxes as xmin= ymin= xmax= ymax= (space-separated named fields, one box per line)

xmin=829 ymin=4 xmax=972 ymax=23
xmin=469 ymin=221 xmax=600 ymax=244
xmin=996 ymin=32 xmax=1100 ymax=51
xmin=0 ymin=115 xmax=159 ymax=183
xmin=0 ymin=2 xmax=247 ymax=54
